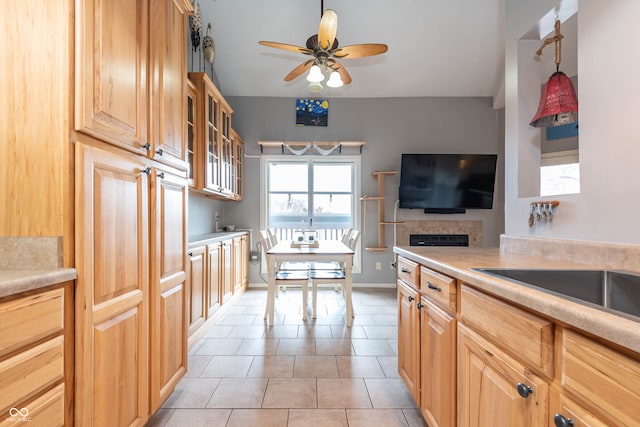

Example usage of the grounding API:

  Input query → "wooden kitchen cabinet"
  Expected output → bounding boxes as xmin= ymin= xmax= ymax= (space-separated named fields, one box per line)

xmin=186 ymin=246 xmax=207 ymax=336
xmin=186 ymin=79 xmax=199 ymax=188
xmin=148 ymin=169 xmax=187 ymax=413
xmin=75 ymin=143 xmax=150 ymax=427
xmin=0 ymin=284 xmax=73 ymax=426
xmin=206 ymin=242 xmax=222 ymax=317
xmin=232 ymin=235 xmax=248 ymax=293
xmin=149 ymin=0 xmax=190 ymax=171
xmin=231 ymin=129 xmax=245 ymax=201
xmin=397 ymin=279 xmax=420 ymax=403
xmin=550 ymin=390 xmax=609 ymax=427
xmin=75 ymin=0 xmax=149 ymax=154
xmin=420 ymin=298 xmax=456 ymax=427
xmin=221 ymin=239 xmax=233 ymax=303
xmin=188 ymin=72 xmax=242 ymax=200
xmin=458 ymin=323 xmax=549 ymax=427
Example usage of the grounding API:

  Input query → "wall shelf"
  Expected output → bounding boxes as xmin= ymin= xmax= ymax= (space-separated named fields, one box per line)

xmin=361 ymin=170 xmax=404 ymax=251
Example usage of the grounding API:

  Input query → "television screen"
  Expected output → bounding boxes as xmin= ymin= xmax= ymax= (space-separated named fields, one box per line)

xmin=399 ymin=154 xmax=498 ymax=210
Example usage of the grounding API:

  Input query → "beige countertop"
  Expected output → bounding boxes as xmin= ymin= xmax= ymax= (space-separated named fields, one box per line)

xmin=394 ymin=246 xmax=640 ymax=355
xmin=0 ymin=268 xmax=77 ymax=298
xmin=188 ymin=231 xmax=250 ymax=247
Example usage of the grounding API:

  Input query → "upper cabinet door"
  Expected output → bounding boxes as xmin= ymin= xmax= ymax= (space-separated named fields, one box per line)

xmin=75 ymin=0 xmax=149 ymax=154
xmin=149 ymin=0 xmax=190 ymax=170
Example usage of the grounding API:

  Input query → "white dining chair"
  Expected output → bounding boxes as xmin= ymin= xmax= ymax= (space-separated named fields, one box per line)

xmin=309 ymin=229 xmax=360 ymax=318
xmin=259 ymin=230 xmax=310 ymax=320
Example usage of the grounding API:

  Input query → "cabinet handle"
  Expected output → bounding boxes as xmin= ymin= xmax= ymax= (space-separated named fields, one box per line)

xmin=157 ymin=172 xmax=165 ymax=179
xmin=516 ymin=383 xmax=533 ymax=398
xmin=401 ymin=268 xmax=411 ymax=274
xmin=188 ymin=252 xmax=193 ymax=256
xmin=142 ymin=167 xmax=151 ymax=176
xmin=141 ymin=143 xmax=151 ymax=151
xmin=426 ymin=281 xmax=442 ymax=292
xmin=156 ymin=148 xmax=163 ymax=156
xmin=553 ymin=414 xmax=574 ymax=427
xmin=408 ymin=295 xmax=415 ymax=302
xmin=416 ymin=302 xmax=424 ymax=309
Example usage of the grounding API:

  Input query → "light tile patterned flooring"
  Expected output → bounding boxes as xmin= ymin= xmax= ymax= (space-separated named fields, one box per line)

xmin=147 ymin=287 xmax=427 ymax=427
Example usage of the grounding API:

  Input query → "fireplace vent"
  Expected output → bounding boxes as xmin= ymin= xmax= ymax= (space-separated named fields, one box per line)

xmin=409 ymin=234 xmax=469 ymax=247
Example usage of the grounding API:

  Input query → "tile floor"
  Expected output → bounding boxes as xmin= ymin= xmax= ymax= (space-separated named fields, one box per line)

xmin=147 ymin=286 xmax=427 ymax=427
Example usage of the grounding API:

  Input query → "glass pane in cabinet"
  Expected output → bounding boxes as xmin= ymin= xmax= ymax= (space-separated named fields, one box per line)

xmin=208 ymin=96 xmax=212 ymax=123
xmin=187 ymin=126 xmax=193 ymax=151
xmin=187 ymin=97 xmax=193 ymax=122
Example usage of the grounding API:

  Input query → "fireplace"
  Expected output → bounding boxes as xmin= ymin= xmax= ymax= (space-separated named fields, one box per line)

xmin=396 ymin=220 xmax=482 ymax=247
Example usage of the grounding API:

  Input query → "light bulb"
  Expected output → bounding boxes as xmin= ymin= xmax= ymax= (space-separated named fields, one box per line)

xmin=306 ymin=65 xmax=324 ymax=83
xmin=307 ymin=81 xmax=324 ymax=92
xmin=326 ymin=71 xmax=343 ymax=88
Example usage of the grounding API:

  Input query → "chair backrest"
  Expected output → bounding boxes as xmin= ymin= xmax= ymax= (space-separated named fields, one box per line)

xmin=259 ymin=230 xmax=273 ymax=254
xmin=341 ymin=229 xmax=354 ymax=245
xmin=265 ymin=228 xmax=278 ymax=246
xmin=346 ymin=229 xmax=360 ymax=250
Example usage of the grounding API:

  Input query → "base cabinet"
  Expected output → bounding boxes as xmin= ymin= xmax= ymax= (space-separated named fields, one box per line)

xmin=0 ymin=284 xmax=72 ymax=426
xmin=221 ymin=240 xmax=233 ymax=303
xmin=458 ymin=324 xmax=549 ymax=427
xmin=397 ymin=280 xmax=420 ymax=403
xmin=186 ymin=246 xmax=206 ymax=335
xmin=206 ymin=242 xmax=222 ymax=317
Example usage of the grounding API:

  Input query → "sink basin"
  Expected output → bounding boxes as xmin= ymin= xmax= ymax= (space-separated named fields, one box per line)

xmin=475 ymin=268 xmax=640 ymax=321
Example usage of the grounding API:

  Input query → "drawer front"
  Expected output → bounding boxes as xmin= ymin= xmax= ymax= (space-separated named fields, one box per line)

xmin=0 ymin=335 xmax=64 ymax=414
xmin=0 ymin=383 xmax=64 ymax=427
xmin=420 ymin=266 xmax=456 ymax=313
xmin=561 ymin=329 xmax=640 ymax=426
xmin=0 ymin=288 xmax=64 ymax=357
xmin=397 ymin=256 xmax=419 ymax=289
xmin=460 ymin=285 xmax=554 ymax=378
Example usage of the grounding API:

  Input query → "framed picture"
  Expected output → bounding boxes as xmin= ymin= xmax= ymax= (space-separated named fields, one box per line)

xmin=296 ymin=99 xmax=328 ymax=127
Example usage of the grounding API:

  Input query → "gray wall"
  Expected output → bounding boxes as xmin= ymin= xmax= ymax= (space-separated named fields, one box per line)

xmin=189 ymin=96 xmax=504 ymax=285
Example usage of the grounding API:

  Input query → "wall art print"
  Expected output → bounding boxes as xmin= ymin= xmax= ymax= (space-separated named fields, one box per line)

xmin=296 ymin=99 xmax=328 ymax=127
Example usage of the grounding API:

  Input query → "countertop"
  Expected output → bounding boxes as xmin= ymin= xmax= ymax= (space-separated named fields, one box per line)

xmin=394 ymin=245 xmax=640 ymax=355
xmin=189 ymin=231 xmax=250 ymax=247
xmin=0 ymin=268 xmax=77 ymax=298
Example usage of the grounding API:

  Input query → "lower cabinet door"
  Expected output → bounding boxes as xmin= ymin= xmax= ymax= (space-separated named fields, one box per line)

xmin=187 ymin=246 xmax=206 ymax=335
xmin=149 ymin=169 xmax=187 ymax=412
xmin=206 ymin=243 xmax=222 ymax=317
xmin=550 ymin=390 xmax=609 ymax=427
xmin=458 ymin=324 xmax=549 ymax=427
xmin=76 ymin=142 xmax=149 ymax=427
xmin=397 ymin=280 xmax=420 ymax=403
xmin=421 ymin=299 xmax=456 ymax=427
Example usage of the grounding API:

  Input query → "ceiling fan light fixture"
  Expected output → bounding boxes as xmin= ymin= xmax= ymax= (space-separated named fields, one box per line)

xmin=307 ymin=81 xmax=324 ymax=92
xmin=306 ymin=65 xmax=325 ymax=82
xmin=326 ymin=71 xmax=343 ymax=88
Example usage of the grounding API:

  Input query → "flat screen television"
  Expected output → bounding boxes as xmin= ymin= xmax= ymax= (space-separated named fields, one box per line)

xmin=399 ymin=153 xmax=498 ymax=211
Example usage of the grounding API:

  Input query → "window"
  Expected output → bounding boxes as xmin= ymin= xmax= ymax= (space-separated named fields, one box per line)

xmin=261 ymin=156 xmax=361 ymax=271
xmin=540 ymin=150 xmax=580 ymax=196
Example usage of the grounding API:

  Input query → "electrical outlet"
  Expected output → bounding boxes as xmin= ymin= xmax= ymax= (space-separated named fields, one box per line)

xmin=375 ymin=262 xmax=382 ymax=270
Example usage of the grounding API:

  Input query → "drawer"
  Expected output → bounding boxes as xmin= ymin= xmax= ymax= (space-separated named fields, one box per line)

xmin=0 ymin=288 xmax=64 ymax=357
xmin=397 ymin=256 xmax=419 ymax=288
xmin=0 ymin=383 xmax=64 ymax=427
xmin=420 ymin=266 xmax=456 ymax=313
xmin=0 ymin=335 xmax=64 ymax=414
xmin=561 ymin=329 xmax=640 ymax=426
xmin=460 ymin=285 xmax=554 ymax=378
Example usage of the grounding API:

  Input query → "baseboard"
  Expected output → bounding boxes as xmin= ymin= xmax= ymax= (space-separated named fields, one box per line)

xmin=247 ymin=282 xmax=395 ymax=289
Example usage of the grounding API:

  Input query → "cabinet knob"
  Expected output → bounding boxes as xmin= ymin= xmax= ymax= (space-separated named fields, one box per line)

xmin=553 ymin=414 xmax=574 ymax=427
xmin=426 ymin=281 xmax=442 ymax=292
xmin=142 ymin=167 xmax=152 ymax=176
xmin=408 ymin=295 xmax=415 ymax=302
xmin=158 ymin=172 xmax=165 ymax=179
xmin=516 ymin=383 xmax=533 ymax=398
xmin=141 ymin=143 xmax=151 ymax=151
xmin=188 ymin=252 xmax=193 ymax=256
xmin=156 ymin=148 xmax=164 ymax=156
xmin=416 ymin=302 xmax=424 ymax=309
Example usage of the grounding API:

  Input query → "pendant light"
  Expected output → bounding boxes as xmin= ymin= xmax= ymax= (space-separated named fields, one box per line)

xmin=530 ymin=19 xmax=578 ymax=128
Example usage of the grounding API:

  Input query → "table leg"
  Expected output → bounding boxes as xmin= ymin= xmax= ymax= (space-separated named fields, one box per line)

xmin=344 ymin=254 xmax=353 ymax=327
xmin=265 ymin=254 xmax=276 ymax=325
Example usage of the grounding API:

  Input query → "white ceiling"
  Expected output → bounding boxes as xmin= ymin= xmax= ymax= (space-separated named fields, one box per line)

xmin=194 ymin=0 xmax=506 ymax=101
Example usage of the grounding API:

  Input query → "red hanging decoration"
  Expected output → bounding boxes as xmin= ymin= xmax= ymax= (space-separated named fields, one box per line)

xmin=530 ymin=19 xmax=579 ymax=128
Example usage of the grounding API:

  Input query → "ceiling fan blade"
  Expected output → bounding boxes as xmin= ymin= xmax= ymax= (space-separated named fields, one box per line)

xmin=284 ymin=60 xmax=314 ymax=81
xmin=328 ymin=59 xmax=352 ymax=85
xmin=259 ymin=41 xmax=310 ymax=54
xmin=317 ymin=9 xmax=338 ymax=50
xmin=333 ymin=43 xmax=388 ymax=59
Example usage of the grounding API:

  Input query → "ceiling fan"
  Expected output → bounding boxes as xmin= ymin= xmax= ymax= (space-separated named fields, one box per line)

xmin=258 ymin=1 xmax=388 ymax=89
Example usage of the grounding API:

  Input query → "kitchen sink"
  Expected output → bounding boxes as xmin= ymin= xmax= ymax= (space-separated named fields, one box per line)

xmin=474 ymin=268 xmax=640 ymax=321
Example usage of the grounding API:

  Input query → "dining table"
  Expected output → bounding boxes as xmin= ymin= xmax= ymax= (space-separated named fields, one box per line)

xmin=265 ymin=239 xmax=355 ymax=326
